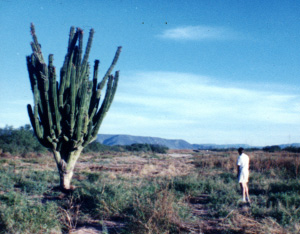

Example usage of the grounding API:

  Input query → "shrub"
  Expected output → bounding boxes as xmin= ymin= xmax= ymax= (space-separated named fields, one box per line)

xmin=125 ymin=185 xmax=182 ymax=234
xmin=125 ymin=143 xmax=168 ymax=153
xmin=70 ymin=180 xmax=135 ymax=219
xmin=150 ymin=144 xmax=169 ymax=154
xmin=172 ymin=175 xmax=200 ymax=195
xmin=82 ymin=142 xmax=112 ymax=153
xmin=0 ymin=125 xmax=46 ymax=155
xmin=283 ymin=146 xmax=300 ymax=153
xmin=262 ymin=145 xmax=281 ymax=152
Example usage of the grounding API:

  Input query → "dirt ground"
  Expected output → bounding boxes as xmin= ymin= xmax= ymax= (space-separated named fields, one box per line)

xmin=76 ymin=151 xmax=195 ymax=179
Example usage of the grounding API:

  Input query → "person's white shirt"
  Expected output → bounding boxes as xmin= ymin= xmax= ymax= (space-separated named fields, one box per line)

xmin=237 ymin=153 xmax=249 ymax=173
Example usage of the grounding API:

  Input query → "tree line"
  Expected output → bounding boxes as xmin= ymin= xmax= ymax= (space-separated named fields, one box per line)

xmin=3 ymin=125 xmax=299 ymax=155
xmin=262 ymin=145 xmax=300 ymax=153
xmin=0 ymin=125 xmax=169 ymax=155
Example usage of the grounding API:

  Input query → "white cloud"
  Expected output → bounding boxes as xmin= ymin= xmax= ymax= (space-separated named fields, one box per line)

xmin=104 ymin=71 xmax=300 ymax=144
xmin=115 ymin=71 xmax=300 ymax=123
xmin=158 ymin=25 xmax=240 ymax=41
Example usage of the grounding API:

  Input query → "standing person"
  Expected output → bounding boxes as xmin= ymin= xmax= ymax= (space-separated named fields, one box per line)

xmin=237 ymin=147 xmax=250 ymax=203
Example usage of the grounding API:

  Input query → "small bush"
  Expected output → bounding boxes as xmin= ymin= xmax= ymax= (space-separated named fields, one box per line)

xmin=172 ymin=175 xmax=200 ymax=195
xmin=125 ymin=186 xmax=182 ymax=234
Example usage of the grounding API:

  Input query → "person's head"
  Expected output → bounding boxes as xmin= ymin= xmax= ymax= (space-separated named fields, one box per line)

xmin=238 ymin=147 xmax=244 ymax=155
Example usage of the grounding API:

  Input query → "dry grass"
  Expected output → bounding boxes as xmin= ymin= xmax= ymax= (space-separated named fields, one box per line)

xmin=219 ymin=209 xmax=287 ymax=234
xmin=193 ymin=150 xmax=300 ymax=178
xmin=1 ymin=149 xmax=300 ymax=233
xmin=76 ymin=154 xmax=195 ymax=179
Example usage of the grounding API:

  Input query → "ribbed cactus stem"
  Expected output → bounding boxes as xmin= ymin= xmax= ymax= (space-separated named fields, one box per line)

xmin=49 ymin=55 xmax=61 ymax=135
xmin=81 ymin=29 xmax=94 ymax=75
xmin=70 ymin=65 xmax=76 ymax=137
xmin=27 ymin=24 xmax=121 ymax=191
xmin=30 ymin=23 xmax=44 ymax=63
xmin=68 ymin=27 xmax=75 ymax=48
xmin=101 ymin=46 xmax=122 ymax=85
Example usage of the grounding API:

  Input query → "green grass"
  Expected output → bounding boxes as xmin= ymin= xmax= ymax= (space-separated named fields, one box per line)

xmin=0 ymin=192 xmax=61 ymax=234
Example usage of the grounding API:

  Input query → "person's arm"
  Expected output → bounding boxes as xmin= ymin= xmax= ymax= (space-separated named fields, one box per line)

xmin=237 ymin=156 xmax=240 ymax=178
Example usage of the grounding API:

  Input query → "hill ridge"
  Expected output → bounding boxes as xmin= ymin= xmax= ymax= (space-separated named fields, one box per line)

xmin=96 ymin=134 xmax=255 ymax=150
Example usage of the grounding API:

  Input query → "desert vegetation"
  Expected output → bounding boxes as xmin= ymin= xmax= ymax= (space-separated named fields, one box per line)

xmin=1 ymin=127 xmax=300 ymax=233
xmin=26 ymin=23 xmax=121 ymax=190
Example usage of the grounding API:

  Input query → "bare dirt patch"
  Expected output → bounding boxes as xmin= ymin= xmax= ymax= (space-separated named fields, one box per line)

xmin=70 ymin=220 xmax=124 ymax=234
xmin=76 ymin=154 xmax=195 ymax=178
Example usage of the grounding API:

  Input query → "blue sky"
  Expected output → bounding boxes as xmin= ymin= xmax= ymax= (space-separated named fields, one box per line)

xmin=1 ymin=0 xmax=300 ymax=146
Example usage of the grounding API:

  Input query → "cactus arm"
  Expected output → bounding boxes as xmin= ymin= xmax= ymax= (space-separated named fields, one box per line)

xmin=92 ymin=60 xmax=99 ymax=93
xmin=30 ymin=23 xmax=44 ymax=63
xmin=83 ymin=82 xmax=93 ymax=135
xmin=27 ymin=104 xmax=43 ymax=140
xmin=76 ymin=29 xmax=84 ymax=86
xmin=75 ymin=69 xmax=89 ymax=142
xmin=82 ymin=121 xmax=94 ymax=147
xmin=81 ymin=29 xmax=94 ymax=77
xmin=88 ymin=60 xmax=100 ymax=116
xmin=68 ymin=29 xmax=79 ymax=55
xmin=94 ymin=71 xmax=119 ymax=133
xmin=107 ymin=71 xmax=119 ymax=108
xmin=39 ymin=64 xmax=56 ymax=140
xmin=30 ymin=42 xmax=39 ymax=55
xmin=90 ymin=46 xmax=122 ymax=119
xmin=48 ymin=55 xmax=62 ymax=135
xmin=28 ymin=104 xmax=50 ymax=149
xmin=58 ymin=56 xmax=68 ymax=108
xmin=27 ymin=80 xmax=51 ymax=149
xmin=90 ymin=46 xmax=120 ymax=119
xmin=68 ymin=27 xmax=75 ymax=48
xmin=65 ymin=31 xmax=79 ymax=90
xmin=91 ymin=75 xmax=114 ymax=139
xmin=100 ymin=46 xmax=122 ymax=87
xmin=59 ymin=28 xmax=77 ymax=107
xmin=77 ymin=29 xmax=83 ymax=67
xmin=70 ymin=65 xmax=76 ymax=137
xmin=58 ymin=66 xmax=67 ymax=108
xmin=26 ymin=56 xmax=36 ymax=93
xmin=27 ymin=53 xmax=47 ymax=144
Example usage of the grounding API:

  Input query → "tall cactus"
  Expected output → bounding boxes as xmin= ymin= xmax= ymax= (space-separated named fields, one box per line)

xmin=26 ymin=23 xmax=121 ymax=191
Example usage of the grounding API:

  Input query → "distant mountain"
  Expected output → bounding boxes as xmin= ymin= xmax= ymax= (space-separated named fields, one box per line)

xmin=96 ymin=134 xmax=256 ymax=150
xmin=96 ymin=134 xmax=193 ymax=149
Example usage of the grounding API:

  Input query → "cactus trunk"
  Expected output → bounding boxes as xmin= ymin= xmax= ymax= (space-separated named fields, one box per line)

xmin=53 ymin=148 xmax=82 ymax=190
xmin=26 ymin=24 xmax=121 ymax=191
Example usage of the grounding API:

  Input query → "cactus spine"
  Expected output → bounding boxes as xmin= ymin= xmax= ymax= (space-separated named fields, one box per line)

xmin=27 ymin=24 xmax=121 ymax=190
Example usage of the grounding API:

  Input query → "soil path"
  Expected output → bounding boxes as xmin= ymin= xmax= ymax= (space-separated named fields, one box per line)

xmin=181 ymin=194 xmax=225 ymax=234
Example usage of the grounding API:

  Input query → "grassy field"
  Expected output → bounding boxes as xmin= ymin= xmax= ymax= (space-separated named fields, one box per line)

xmin=0 ymin=149 xmax=300 ymax=233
